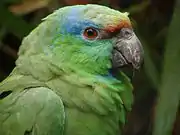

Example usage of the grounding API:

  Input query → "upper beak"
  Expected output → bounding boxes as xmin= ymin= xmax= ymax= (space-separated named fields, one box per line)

xmin=112 ymin=28 xmax=143 ymax=69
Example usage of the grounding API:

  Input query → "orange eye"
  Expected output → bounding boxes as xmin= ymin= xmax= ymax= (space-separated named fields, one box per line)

xmin=83 ymin=27 xmax=98 ymax=39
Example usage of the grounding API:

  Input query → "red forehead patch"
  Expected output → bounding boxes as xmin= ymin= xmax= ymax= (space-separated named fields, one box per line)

xmin=104 ymin=20 xmax=132 ymax=33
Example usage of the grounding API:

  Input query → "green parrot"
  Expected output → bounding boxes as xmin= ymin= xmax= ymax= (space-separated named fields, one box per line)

xmin=0 ymin=4 xmax=143 ymax=135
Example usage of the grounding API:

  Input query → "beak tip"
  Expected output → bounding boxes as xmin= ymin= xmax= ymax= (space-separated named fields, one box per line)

xmin=132 ymin=53 xmax=144 ymax=69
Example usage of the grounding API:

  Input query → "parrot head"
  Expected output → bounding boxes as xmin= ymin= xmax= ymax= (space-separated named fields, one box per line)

xmin=19 ymin=4 xmax=143 ymax=76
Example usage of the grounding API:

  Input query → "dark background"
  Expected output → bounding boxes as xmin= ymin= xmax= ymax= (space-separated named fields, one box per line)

xmin=0 ymin=0 xmax=179 ymax=135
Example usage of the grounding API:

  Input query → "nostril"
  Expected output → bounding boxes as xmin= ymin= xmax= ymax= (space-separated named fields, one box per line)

xmin=124 ymin=31 xmax=131 ymax=36
xmin=120 ymin=28 xmax=133 ymax=39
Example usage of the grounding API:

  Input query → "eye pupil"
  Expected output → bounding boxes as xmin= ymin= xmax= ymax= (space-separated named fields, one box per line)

xmin=83 ymin=27 xmax=98 ymax=39
xmin=87 ymin=29 xmax=94 ymax=36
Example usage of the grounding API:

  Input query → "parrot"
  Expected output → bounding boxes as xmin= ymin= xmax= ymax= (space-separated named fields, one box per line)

xmin=0 ymin=4 xmax=143 ymax=135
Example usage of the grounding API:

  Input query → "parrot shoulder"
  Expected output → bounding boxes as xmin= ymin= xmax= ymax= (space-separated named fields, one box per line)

xmin=0 ymin=87 xmax=65 ymax=135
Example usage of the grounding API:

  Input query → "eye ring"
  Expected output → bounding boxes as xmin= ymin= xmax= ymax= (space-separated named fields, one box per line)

xmin=83 ymin=27 xmax=98 ymax=40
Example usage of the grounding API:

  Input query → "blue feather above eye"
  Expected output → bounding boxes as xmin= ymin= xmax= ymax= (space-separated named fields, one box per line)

xmin=60 ymin=8 xmax=98 ymax=35
xmin=63 ymin=20 xmax=98 ymax=35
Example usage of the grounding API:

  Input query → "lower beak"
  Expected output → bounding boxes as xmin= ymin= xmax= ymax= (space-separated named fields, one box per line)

xmin=112 ymin=28 xmax=143 ymax=69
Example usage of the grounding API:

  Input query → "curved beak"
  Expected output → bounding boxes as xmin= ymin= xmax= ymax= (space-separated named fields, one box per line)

xmin=112 ymin=28 xmax=144 ymax=69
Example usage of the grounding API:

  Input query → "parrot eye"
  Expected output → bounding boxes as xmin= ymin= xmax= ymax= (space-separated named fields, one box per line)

xmin=83 ymin=27 xmax=98 ymax=40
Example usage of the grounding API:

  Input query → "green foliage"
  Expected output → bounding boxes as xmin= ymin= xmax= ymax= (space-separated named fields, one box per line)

xmin=153 ymin=0 xmax=180 ymax=134
xmin=0 ymin=0 xmax=22 ymax=4
xmin=141 ymin=38 xmax=160 ymax=89
xmin=0 ymin=5 xmax=34 ymax=38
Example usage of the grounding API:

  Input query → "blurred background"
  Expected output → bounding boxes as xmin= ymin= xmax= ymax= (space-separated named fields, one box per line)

xmin=0 ymin=0 xmax=179 ymax=135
